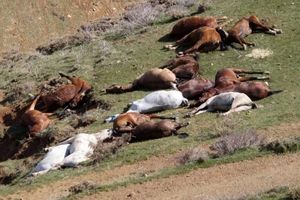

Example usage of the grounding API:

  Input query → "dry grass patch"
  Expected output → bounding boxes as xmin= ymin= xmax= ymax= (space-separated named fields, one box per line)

xmin=245 ymin=48 xmax=273 ymax=59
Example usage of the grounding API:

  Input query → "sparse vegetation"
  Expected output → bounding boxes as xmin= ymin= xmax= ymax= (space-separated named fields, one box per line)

xmin=176 ymin=146 xmax=209 ymax=165
xmin=261 ymin=137 xmax=300 ymax=154
xmin=210 ymin=130 xmax=265 ymax=157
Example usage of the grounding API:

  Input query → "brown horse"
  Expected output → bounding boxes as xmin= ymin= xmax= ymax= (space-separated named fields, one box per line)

xmin=225 ymin=15 xmax=282 ymax=50
xmin=178 ymin=77 xmax=214 ymax=99
xmin=169 ymin=16 xmax=228 ymax=39
xmin=165 ymin=27 xmax=229 ymax=54
xmin=131 ymin=120 xmax=189 ymax=142
xmin=113 ymin=112 xmax=176 ymax=134
xmin=197 ymin=68 xmax=282 ymax=104
xmin=40 ymin=73 xmax=92 ymax=111
xmin=160 ymin=53 xmax=200 ymax=81
xmin=22 ymin=95 xmax=52 ymax=136
xmin=106 ymin=68 xmax=177 ymax=93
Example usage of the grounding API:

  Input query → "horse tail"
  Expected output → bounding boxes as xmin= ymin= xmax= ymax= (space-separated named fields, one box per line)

xmin=268 ymin=90 xmax=284 ymax=96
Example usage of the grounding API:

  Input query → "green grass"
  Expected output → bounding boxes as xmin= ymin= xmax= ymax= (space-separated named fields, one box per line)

xmin=0 ymin=0 xmax=300 ymax=197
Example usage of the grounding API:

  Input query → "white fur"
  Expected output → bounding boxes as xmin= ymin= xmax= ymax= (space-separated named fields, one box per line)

xmin=32 ymin=129 xmax=113 ymax=175
xmin=31 ymin=144 xmax=70 ymax=176
xmin=127 ymin=90 xmax=188 ymax=113
xmin=62 ymin=129 xmax=113 ymax=167
xmin=189 ymin=92 xmax=257 ymax=116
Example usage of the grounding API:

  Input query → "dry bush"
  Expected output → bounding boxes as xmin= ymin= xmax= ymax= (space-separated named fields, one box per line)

xmin=91 ymin=134 xmax=130 ymax=165
xmin=36 ymin=33 xmax=91 ymax=55
xmin=69 ymin=181 xmax=96 ymax=194
xmin=68 ymin=113 xmax=96 ymax=129
xmin=166 ymin=5 xmax=190 ymax=19
xmin=210 ymin=130 xmax=265 ymax=157
xmin=288 ymin=187 xmax=300 ymax=200
xmin=80 ymin=18 xmax=117 ymax=36
xmin=111 ymin=3 xmax=163 ymax=37
xmin=176 ymin=146 xmax=209 ymax=165
xmin=261 ymin=137 xmax=300 ymax=154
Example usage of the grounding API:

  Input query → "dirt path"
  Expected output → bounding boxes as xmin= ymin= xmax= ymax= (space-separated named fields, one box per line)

xmin=5 ymin=122 xmax=300 ymax=200
xmin=84 ymin=153 xmax=300 ymax=200
xmin=8 ymin=154 xmax=177 ymax=200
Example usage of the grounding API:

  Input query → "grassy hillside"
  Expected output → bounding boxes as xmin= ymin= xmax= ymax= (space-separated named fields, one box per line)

xmin=0 ymin=0 xmax=299 ymax=198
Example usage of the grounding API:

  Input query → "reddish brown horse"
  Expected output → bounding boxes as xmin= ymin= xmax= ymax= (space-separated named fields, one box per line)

xmin=169 ymin=16 xmax=228 ymax=39
xmin=178 ymin=77 xmax=214 ymax=99
xmin=225 ymin=15 xmax=282 ymax=50
xmin=197 ymin=68 xmax=282 ymax=104
xmin=113 ymin=112 xmax=176 ymax=134
xmin=22 ymin=95 xmax=52 ymax=136
xmin=165 ymin=27 xmax=229 ymax=54
xmin=160 ymin=54 xmax=200 ymax=81
xmin=40 ymin=73 xmax=92 ymax=111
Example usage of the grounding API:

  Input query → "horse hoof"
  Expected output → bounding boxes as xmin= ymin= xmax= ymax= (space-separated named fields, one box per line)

xmin=242 ymin=44 xmax=247 ymax=50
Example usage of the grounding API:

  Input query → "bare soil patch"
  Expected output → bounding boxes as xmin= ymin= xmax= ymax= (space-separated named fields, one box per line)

xmin=85 ymin=153 xmax=300 ymax=200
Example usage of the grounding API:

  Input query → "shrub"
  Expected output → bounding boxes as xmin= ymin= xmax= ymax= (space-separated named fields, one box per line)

xmin=210 ymin=130 xmax=265 ymax=157
xmin=176 ymin=146 xmax=209 ymax=165
xmin=261 ymin=138 xmax=300 ymax=154
xmin=69 ymin=181 xmax=96 ymax=194
xmin=288 ymin=187 xmax=300 ymax=200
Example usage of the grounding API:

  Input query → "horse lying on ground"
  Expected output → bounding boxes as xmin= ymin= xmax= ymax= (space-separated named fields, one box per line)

xmin=40 ymin=73 xmax=92 ymax=111
xmin=106 ymin=68 xmax=177 ymax=93
xmin=131 ymin=120 xmax=189 ymax=142
xmin=105 ymin=90 xmax=188 ymax=123
xmin=160 ymin=54 xmax=199 ymax=81
xmin=165 ymin=27 xmax=229 ymax=54
xmin=225 ymin=15 xmax=282 ymax=50
xmin=178 ymin=77 xmax=215 ymax=99
xmin=31 ymin=129 xmax=113 ymax=175
xmin=113 ymin=112 xmax=176 ymax=134
xmin=197 ymin=68 xmax=283 ymax=104
xmin=31 ymin=144 xmax=70 ymax=176
xmin=22 ymin=95 xmax=52 ymax=136
xmin=169 ymin=16 xmax=228 ymax=39
xmin=126 ymin=90 xmax=189 ymax=113
xmin=186 ymin=92 xmax=259 ymax=117
xmin=59 ymin=129 xmax=113 ymax=167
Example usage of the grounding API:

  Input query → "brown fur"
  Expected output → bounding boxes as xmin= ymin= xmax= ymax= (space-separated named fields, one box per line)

xmin=178 ymin=77 xmax=214 ymax=99
xmin=113 ymin=112 xmax=176 ymax=134
xmin=170 ymin=16 xmax=227 ymax=39
xmin=198 ymin=68 xmax=271 ymax=103
xmin=22 ymin=95 xmax=51 ymax=136
xmin=170 ymin=27 xmax=227 ymax=54
xmin=40 ymin=73 xmax=92 ymax=111
xmin=160 ymin=54 xmax=200 ymax=81
xmin=226 ymin=15 xmax=281 ymax=50
xmin=106 ymin=68 xmax=177 ymax=94
xmin=131 ymin=120 xmax=189 ymax=141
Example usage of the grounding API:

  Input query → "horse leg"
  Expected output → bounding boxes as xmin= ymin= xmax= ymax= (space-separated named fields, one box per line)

xmin=230 ymin=68 xmax=270 ymax=75
xmin=221 ymin=105 xmax=253 ymax=116
xmin=238 ymin=76 xmax=269 ymax=82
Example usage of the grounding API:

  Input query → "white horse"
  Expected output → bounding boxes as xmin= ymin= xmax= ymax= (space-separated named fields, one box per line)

xmin=31 ymin=144 xmax=70 ymax=176
xmin=105 ymin=90 xmax=188 ymax=122
xmin=187 ymin=92 xmax=258 ymax=116
xmin=60 ymin=129 xmax=113 ymax=167
xmin=31 ymin=129 xmax=113 ymax=175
